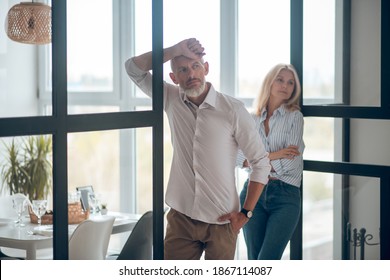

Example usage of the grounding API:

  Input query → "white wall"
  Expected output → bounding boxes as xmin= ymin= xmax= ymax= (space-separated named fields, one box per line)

xmin=349 ymin=0 xmax=387 ymax=259
xmin=0 ymin=0 xmax=39 ymax=118
xmin=0 ymin=0 xmax=40 ymax=197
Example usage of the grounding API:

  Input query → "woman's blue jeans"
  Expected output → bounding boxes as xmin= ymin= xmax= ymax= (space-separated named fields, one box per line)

xmin=240 ymin=179 xmax=301 ymax=260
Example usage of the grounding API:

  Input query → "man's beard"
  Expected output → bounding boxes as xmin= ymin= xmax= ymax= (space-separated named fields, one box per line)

xmin=183 ymin=80 xmax=206 ymax=98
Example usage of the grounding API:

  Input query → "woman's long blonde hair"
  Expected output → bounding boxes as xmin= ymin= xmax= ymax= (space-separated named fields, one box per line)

xmin=253 ymin=63 xmax=301 ymax=116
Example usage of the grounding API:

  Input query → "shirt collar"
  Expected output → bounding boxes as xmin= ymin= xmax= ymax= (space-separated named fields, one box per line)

xmin=182 ymin=82 xmax=216 ymax=108
xmin=277 ymin=104 xmax=288 ymax=115
xmin=202 ymin=83 xmax=216 ymax=108
xmin=260 ymin=104 xmax=287 ymax=120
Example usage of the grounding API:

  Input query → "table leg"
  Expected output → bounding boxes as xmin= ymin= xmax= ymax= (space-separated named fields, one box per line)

xmin=25 ymin=244 xmax=37 ymax=260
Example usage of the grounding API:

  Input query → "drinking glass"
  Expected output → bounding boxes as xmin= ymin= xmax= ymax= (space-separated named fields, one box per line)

xmin=12 ymin=195 xmax=27 ymax=227
xmin=68 ymin=191 xmax=81 ymax=204
xmin=31 ymin=200 xmax=48 ymax=227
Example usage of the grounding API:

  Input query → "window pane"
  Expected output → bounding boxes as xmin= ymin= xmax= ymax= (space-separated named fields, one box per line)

xmin=350 ymin=1 xmax=381 ymax=106
xmin=135 ymin=107 xmax=172 ymax=213
xmin=0 ymin=135 xmax=53 ymax=259
xmin=347 ymin=176 xmax=380 ymax=260
xmin=0 ymin=135 xmax=53 ymax=201
xmin=68 ymin=105 xmax=119 ymax=114
xmin=136 ymin=127 xmax=153 ymax=214
xmin=134 ymin=0 xmax=152 ymax=99
xmin=68 ymin=127 xmax=153 ymax=253
xmin=303 ymin=117 xmax=334 ymax=161
xmin=68 ymin=130 xmax=121 ymax=212
xmin=0 ymin=64 xmax=42 ymax=118
xmin=303 ymin=171 xmax=333 ymax=259
xmin=67 ymin=0 xmax=113 ymax=92
xmin=134 ymin=0 xmax=220 ymax=98
xmin=235 ymin=167 xmax=251 ymax=260
xmin=238 ymin=0 xmax=290 ymax=98
xmin=350 ymin=119 xmax=390 ymax=166
xmin=303 ymin=0 xmax=336 ymax=104
xmin=303 ymin=173 xmax=380 ymax=260
xmin=0 ymin=1 xmax=47 ymax=117
xmin=164 ymin=0 xmax=220 ymax=89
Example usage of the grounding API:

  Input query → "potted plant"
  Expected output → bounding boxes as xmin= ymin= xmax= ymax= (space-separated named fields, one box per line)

xmin=100 ymin=203 xmax=108 ymax=215
xmin=1 ymin=136 xmax=52 ymax=201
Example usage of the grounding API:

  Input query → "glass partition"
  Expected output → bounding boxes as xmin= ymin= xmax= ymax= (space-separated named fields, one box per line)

xmin=68 ymin=127 xmax=153 ymax=253
xmin=238 ymin=0 xmax=290 ymax=98
xmin=135 ymin=127 xmax=153 ymax=214
xmin=235 ymin=166 xmax=252 ymax=259
xmin=68 ymin=129 xmax=121 ymax=212
xmin=163 ymin=0 xmax=221 ymax=90
xmin=64 ymin=0 xmax=221 ymax=114
xmin=67 ymin=0 xmax=113 ymax=93
xmin=0 ymin=134 xmax=53 ymax=259
xmin=346 ymin=175 xmax=380 ymax=260
xmin=303 ymin=171 xmax=334 ymax=259
xmin=350 ymin=119 xmax=390 ymax=165
xmin=303 ymin=117 xmax=334 ymax=161
xmin=302 ymin=0 xmax=381 ymax=107
xmin=303 ymin=172 xmax=381 ymax=260
xmin=66 ymin=0 xmax=119 ymax=114
xmin=0 ymin=1 xmax=50 ymax=118
xmin=349 ymin=1 xmax=381 ymax=107
xmin=302 ymin=0 xmax=336 ymax=105
xmin=0 ymin=135 xmax=53 ymax=202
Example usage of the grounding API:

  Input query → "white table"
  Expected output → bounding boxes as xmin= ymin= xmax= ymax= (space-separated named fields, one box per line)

xmin=0 ymin=212 xmax=140 ymax=260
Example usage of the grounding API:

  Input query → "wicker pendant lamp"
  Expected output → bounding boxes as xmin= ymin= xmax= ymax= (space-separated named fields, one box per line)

xmin=5 ymin=1 xmax=51 ymax=45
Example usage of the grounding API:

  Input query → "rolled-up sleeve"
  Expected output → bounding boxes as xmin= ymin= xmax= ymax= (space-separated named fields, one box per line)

xmin=125 ymin=58 xmax=154 ymax=97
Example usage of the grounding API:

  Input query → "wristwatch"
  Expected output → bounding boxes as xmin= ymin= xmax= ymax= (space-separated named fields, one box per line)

xmin=240 ymin=208 xmax=253 ymax=219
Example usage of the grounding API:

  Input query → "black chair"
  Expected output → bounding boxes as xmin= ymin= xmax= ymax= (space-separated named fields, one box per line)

xmin=110 ymin=210 xmax=153 ymax=260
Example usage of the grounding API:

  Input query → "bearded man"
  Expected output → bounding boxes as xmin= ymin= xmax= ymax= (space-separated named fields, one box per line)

xmin=125 ymin=38 xmax=270 ymax=260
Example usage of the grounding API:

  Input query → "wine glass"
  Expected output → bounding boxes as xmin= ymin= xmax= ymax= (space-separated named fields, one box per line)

xmin=31 ymin=200 xmax=48 ymax=228
xmin=12 ymin=194 xmax=28 ymax=227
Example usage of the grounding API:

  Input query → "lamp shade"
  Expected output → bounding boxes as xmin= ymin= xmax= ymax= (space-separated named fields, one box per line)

xmin=5 ymin=2 xmax=51 ymax=45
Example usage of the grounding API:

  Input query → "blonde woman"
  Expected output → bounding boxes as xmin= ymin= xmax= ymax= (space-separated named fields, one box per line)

xmin=237 ymin=63 xmax=305 ymax=260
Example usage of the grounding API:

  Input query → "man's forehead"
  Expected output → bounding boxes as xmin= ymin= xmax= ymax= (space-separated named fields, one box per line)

xmin=173 ymin=55 xmax=204 ymax=66
xmin=174 ymin=56 xmax=201 ymax=65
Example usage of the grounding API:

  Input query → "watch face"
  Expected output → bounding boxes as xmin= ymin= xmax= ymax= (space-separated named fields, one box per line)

xmin=241 ymin=208 xmax=253 ymax=218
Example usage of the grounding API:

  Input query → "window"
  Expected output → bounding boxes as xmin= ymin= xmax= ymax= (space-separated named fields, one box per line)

xmin=67 ymin=0 xmax=113 ymax=93
xmin=238 ymin=0 xmax=290 ymax=99
xmin=302 ymin=171 xmax=333 ymax=259
xmin=303 ymin=0 xmax=336 ymax=104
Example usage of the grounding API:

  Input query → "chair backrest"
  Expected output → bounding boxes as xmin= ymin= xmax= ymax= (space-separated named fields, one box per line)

xmin=116 ymin=211 xmax=153 ymax=260
xmin=69 ymin=215 xmax=115 ymax=260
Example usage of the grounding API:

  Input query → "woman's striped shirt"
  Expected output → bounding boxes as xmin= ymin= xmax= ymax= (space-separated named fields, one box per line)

xmin=237 ymin=105 xmax=305 ymax=187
